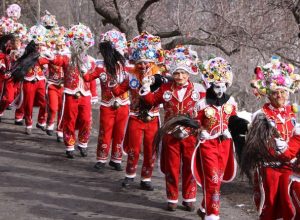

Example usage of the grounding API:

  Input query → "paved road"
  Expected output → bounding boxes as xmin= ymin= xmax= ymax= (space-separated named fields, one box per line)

xmin=0 ymin=107 xmax=257 ymax=220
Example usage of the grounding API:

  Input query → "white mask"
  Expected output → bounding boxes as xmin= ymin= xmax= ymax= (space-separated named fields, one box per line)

xmin=213 ymin=82 xmax=227 ymax=98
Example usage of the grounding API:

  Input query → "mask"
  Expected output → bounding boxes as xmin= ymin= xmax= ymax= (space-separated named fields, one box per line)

xmin=213 ymin=82 xmax=227 ymax=98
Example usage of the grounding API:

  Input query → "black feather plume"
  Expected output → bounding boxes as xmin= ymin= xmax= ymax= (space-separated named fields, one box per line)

xmin=10 ymin=41 xmax=39 ymax=82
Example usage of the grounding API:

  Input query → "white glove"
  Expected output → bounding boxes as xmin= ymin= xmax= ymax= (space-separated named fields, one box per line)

xmin=222 ymin=129 xmax=232 ymax=139
xmin=80 ymin=65 xmax=88 ymax=74
xmin=294 ymin=124 xmax=300 ymax=135
xmin=199 ymin=130 xmax=210 ymax=140
xmin=139 ymin=85 xmax=151 ymax=96
xmin=274 ymin=138 xmax=288 ymax=154
xmin=142 ymin=76 xmax=155 ymax=86
xmin=40 ymin=50 xmax=54 ymax=60
xmin=91 ymin=97 xmax=98 ymax=104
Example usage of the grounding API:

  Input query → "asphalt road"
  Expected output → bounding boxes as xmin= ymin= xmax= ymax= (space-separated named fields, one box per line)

xmin=0 ymin=107 xmax=257 ymax=220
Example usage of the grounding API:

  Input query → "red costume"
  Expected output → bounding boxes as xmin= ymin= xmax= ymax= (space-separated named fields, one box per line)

xmin=22 ymin=57 xmax=48 ymax=129
xmin=84 ymin=64 xmax=129 ymax=164
xmin=0 ymin=52 xmax=14 ymax=116
xmin=192 ymin=95 xmax=237 ymax=217
xmin=0 ymin=51 xmax=24 ymax=124
xmin=143 ymin=80 xmax=206 ymax=204
xmin=46 ymin=60 xmax=64 ymax=138
xmin=252 ymin=103 xmax=295 ymax=220
xmin=112 ymin=69 xmax=159 ymax=181
xmin=52 ymin=54 xmax=96 ymax=152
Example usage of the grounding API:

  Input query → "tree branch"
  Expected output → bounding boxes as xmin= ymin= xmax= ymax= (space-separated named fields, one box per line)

xmin=113 ymin=0 xmax=122 ymax=20
xmin=163 ymin=36 xmax=240 ymax=56
xmin=155 ymin=29 xmax=182 ymax=38
xmin=136 ymin=0 xmax=160 ymax=33
xmin=91 ymin=0 xmax=120 ymax=26
xmin=275 ymin=52 xmax=300 ymax=67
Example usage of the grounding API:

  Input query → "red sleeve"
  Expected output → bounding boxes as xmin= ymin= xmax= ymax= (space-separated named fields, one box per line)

xmin=0 ymin=54 xmax=6 ymax=73
xmin=38 ymin=57 xmax=50 ymax=65
xmin=278 ymin=135 xmax=300 ymax=161
xmin=90 ymin=79 xmax=98 ymax=97
xmin=51 ymin=55 xmax=69 ymax=68
xmin=143 ymin=85 xmax=165 ymax=106
xmin=83 ymin=66 xmax=104 ymax=82
xmin=112 ymin=79 xmax=130 ymax=96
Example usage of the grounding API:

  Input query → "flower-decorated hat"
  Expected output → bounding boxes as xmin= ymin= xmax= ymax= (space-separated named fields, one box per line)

xmin=100 ymin=29 xmax=127 ymax=55
xmin=12 ymin=22 xmax=27 ymax=41
xmin=166 ymin=45 xmax=199 ymax=75
xmin=66 ymin=23 xmax=94 ymax=51
xmin=0 ymin=17 xmax=15 ymax=35
xmin=128 ymin=31 xmax=163 ymax=63
xmin=41 ymin=10 xmax=58 ymax=28
xmin=45 ymin=26 xmax=66 ymax=49
xmin=199 ymin=56 xmax=233 ymax=87
xmin=251 ymin=56 xmax=300 ymax=96
xmin=6 ymin=4 xmax=21 ymax=21
xmin=28 ymin=24 xmax=47 ymax=44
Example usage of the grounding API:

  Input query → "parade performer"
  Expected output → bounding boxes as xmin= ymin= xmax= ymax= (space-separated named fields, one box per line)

xmin=141 ymin=45 xmax=206 ymax=211
xmin=48 ymin=23 xmax=96 ymax=158
xmin=241 ymin=57 xmax=300 ymax=220
xmin=17 ymin=25 xmax=50 ymax=135
xmin=0 ymin=4 xmax=26 ymax=124
xmin=45 ymin=34 xmax=68 ymax=142
xmin=83 ymin=29 xmax=129 ymax=171
xmin=112 ymin=32 xmax=163 ymax=190
xmin=191 ymin=57 xmax=238 ymax=220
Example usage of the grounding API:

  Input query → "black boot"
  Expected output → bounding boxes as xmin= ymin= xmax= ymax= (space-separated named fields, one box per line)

xmin=94 ymin=162 xmax=106 ymax=170
xmin=77 ymin=146 xmax=88 ymax=157
xmin=121 ymin=177 xmax=134 ymax=188
xmin=197 ymin=208 xmax=206 ymax=220
xmin=66 ymin=150 xmax=74 ymax=159
xmin=15 ymin=120 xmax=24 ymax=126
xmin=46 ymin=129 xmax=54 ymax=136
xmin=57 ymin=136 xmax=63 ymax=143
xmin=36 ymin=123 xmax=46 ymax=131
xmin=109 ymin=161 xmax=123 ymax=171
xmin=140 ymin=181 xmax=154 ymax=191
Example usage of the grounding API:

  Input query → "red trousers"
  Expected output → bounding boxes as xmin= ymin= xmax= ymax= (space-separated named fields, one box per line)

xmin=46 ymin=84 xmax=63 ymax=132
xmin=254 ymin=167 xmax=293 ymax=220
xmin=63 ymin=94 xmax=91 ymax=151
xmin=15 ymin=103 xmax=24 ymax=121
xmin=162 ymin=134 xmax=197 ymax=203
xmin=125 ymin=116 xmax=158 ymax=180
xmin=96 ymin=105 xmax=129 ymax=163
xmin=23 ymin=80 xmax=47 ymax=127
xmin=289 ymin=176 xmax=300 ymax=220
xmin=198 ymin=138 xmax=231 ymax=216
xmin=0 ymin=78 xmax=16 ymax=114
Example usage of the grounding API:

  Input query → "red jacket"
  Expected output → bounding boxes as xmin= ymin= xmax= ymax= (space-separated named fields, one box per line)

xmin=143 ymin=81 xmax=206 ymax=121
xmin=84 ymin=64 xmax=130 ymax=106
xmin=52 ymin=55 xmax=96 ymax=96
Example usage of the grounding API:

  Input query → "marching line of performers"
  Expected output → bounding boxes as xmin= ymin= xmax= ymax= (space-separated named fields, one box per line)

xmin=1 ymin=4 xmax=300 ymax=220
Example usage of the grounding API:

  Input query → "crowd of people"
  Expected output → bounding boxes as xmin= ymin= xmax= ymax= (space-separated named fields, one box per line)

xmin=1 ymin=4 xmax=300 ymax=220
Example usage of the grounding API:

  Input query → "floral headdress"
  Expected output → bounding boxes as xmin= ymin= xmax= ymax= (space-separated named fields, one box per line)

xmin=66 ymin=23 xmax=94 ymax=51
xmin=6 ymin=4 xmax=21 ymax=21
xmin=41 ymin=10 xmax=58 ymax=28
xmin=128 ymin=31 xmax=163 ymax=63
xmin=0 ymin=17 xmax=27 ymax=41
xmin=28 ymin=25 xmax=47 ymax=45
xmin=166 ymin=45 xmax=198 ymax=75
xmin=199 ymin=56 xmax=233 ymax=87
xmin=100 ymin=29 xmax=127 ymax=55
xmin=12 ymin=22 xmax=27 ymax=41
xmin=45 ymin=26 xmax=66 ymax=49
xmin=251 ymin=56 xmax=300 ymax=96
xmin=0 ymin=17 xmax=15 ymax=35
